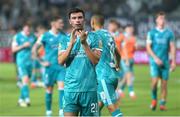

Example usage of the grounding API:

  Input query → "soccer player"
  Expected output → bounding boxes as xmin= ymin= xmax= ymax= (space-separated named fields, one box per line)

xmin=31 ymin=25 xmax=46 ymax=88
xmin=32 ymin=16 xmax=66 ymax=116
xmin=115 ymin=24 xmax=137 ymax=99
xmin=11 ymin=23 xmax=36 ymax=107
xmin=146 ymin=11 xmax=176 ymax=111
xmin=107 ymin=19 xmax=121 ymax=38
xmin=58 ymin=8 xmax=101 ymax=116
xmin=91 ymin=15 xmax=123 ymax=116
xmin=11 ymin=29 xmax=22 ymax=88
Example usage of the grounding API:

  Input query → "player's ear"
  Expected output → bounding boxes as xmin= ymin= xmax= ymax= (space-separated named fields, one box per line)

xmin=69 ymin=19 xmax=72 ymax=25
xmin=50 ymin=22 xmax=54 ymax=27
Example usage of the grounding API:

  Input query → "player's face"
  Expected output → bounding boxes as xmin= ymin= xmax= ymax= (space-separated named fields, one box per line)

xmin=125 ymin=26 xmax=134 ymax=35
xmin=55 ymin=19 xmax=64 ymax=30
xmin=69 ymin=12 xmax=84 ymax=30
xmin=23 ymin=26 xmax=31 ymax=36
xmin=108 ymin=23 xmax=118 ymax=33
xmin=156 ymin=15 xmax=166 ymax=27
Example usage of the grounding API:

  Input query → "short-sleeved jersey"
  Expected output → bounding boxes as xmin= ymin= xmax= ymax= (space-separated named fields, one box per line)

xmin=95 ymin=29 xmax=119 ymax=82
xmin=115 ymin=33 xmax=136 ymax=59
xmin=147 ymin=28 xmax=175 ymax=64
xmin=59 ymin=32 xmax=101 ymax=92
xmin=13 ymin=32 xmax=36 ymax=66
xmin=38 ymin=30 xmax=67 ymax=69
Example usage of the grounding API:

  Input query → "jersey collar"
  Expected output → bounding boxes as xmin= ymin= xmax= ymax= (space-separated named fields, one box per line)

xmin=21 ymin=31 xmax=28 ymax=37
xmin=49 ymin=30 xmax=59 ymax=37
xmin=156 ymin=27 xmax=166 ymax=33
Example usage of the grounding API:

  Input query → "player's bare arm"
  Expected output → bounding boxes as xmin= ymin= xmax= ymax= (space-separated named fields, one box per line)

xmin=170 ymin=41 xmax=176 ymax=71
xmin=12 ymin=41 xmax=30 ymax=53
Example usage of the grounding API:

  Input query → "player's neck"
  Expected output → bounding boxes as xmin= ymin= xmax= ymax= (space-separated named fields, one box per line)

xmin=95 ymin=26 xmax=103 ymax=31
xmin=22 ymin=31 xmax=29 ymax=37
xmin=156 ymin=25 xmax=165 ymax=30
xmin=51 ymin=28 xmax=59 ymax=35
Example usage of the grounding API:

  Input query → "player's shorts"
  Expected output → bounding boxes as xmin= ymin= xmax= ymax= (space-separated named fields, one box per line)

xmin=150 ymin=62 xmax=169 ymax=80
xmin=32 ymin=59 xmax=41 ymax=69
xmin=44 ymin=66 xmax=65 ymax=87
xmin=63 ymin=91 xmax=99 ymax=116
xmin=120 ymin=59 xmax=134 ymax=73
xmin=17 ymin=63 xmax=32 ymax=79
xmin=97 ymin=78 xmax=118 ymax=106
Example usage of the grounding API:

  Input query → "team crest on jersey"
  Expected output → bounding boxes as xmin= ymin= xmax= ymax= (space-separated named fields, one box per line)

xmin=99 ymin=40 xmax=103 ymax=49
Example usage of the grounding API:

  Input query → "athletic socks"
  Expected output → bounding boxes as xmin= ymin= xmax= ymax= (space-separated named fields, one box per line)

xmin=59 ymin=89 xmax=64 ymax=116
xmin=45 ymin=92 xmax=52 ymax=112
xmin=128 ymin=85 xmax=134 ymax=93
xmin=22 ymin=85 xmax=29 ymax=99
xmin=151 ymin=88 xmax=157 ymax=100
xmin=111 ymin=109 xmax=123 ymax=117
xmin=58 ymin=89 xmax=64 ymax=110
xmin=160 ymin=99 xmax=166 ymax=106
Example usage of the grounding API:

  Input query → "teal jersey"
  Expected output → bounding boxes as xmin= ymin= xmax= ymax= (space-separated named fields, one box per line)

xmin=59 ymin=32 xmax=101 ymax=92
xmin=38 ymin=30 xmax=67 ymax=69
xmin=13 ymin=32 xmax=36 ymax=66
xmin=147 ymin=28 xmax=175 ymax=65
xmin=95 ymin=29 xmax=119 ymax=82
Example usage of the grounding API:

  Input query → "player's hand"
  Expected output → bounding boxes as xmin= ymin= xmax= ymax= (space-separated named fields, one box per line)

xmin=154 ymin=57 xmax=163 ymax=66
xmin=79 ymin=30 xmax=88 ymax=44
xmin=70 ymin=29 xmax=77 ymax=45
xmin=40 ymin=61 xmax=50 ymax=67
xmin=22 ymin=42 xmax=30 ymax=48
xmin=170 ymin=61 xmax=176 ymax=72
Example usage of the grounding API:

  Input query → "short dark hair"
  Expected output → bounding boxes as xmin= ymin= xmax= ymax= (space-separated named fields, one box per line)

xmin=22 ymin=22 xmax=31 ymax=28
xmin=125 ymin=24 xmax=133 ymax=28
xmin=156 ymin=11 xmax=166 ymax=18
xmin=50 ymin=16 xmax=62 ymax=23
xmin=109 ymin=19 xmax=120 ymax=28
xmin=68 ymin=8 xmax=85 ymax=19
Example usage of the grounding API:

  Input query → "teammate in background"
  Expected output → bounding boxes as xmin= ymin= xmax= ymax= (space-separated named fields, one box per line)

xmin=31 ymin=25 xmax=46 ymax=88
xmin=32 ymin=16 xmax=66 ymax=116
xmin=91 ymin=15 xmax=123 ymax=116
xmin=107 ymin=19 xmax=121 ymax=38
xmin=146 ymin=11 xmax=176 ymax=111
xmin=115 ymin=24 xmax=137 ymax=99
xmin=11 ymin=23 xmax=36 ymax=107
xmin=10 ymin=29 xmax=22 ymax=88
xmin=58 ymin=8 xmax=101 ymax=116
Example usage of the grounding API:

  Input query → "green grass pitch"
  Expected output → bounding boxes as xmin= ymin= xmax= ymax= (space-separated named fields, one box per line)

xmin=0 ymin=63 xmax=180 ymax=116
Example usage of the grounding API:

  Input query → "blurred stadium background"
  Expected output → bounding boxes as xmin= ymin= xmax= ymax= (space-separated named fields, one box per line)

xmin=0 ymin=0 xmax=180 ymax=62
xmin=0 ymin=0 xmax=180 ymax=116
